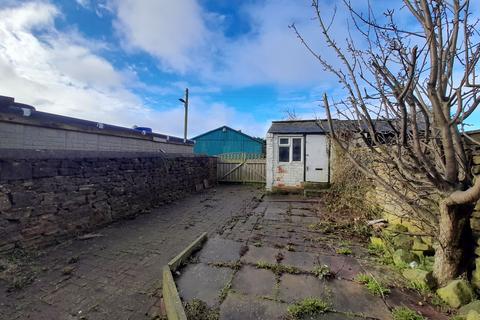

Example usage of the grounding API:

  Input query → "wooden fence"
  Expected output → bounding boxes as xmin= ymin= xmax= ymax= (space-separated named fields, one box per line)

xmin=217 ymin=153 xmax=266 ymax=183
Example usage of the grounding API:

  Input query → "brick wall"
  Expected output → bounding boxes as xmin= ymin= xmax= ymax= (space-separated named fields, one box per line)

xmin=0 ymin=152 xmax=216 ymax=252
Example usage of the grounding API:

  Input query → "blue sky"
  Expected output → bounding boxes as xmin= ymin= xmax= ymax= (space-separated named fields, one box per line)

xmin=0 ymin=0 xmax=479 ymax=138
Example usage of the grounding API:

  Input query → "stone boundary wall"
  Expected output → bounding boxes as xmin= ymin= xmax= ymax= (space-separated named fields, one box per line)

xmin=0 ymin=153 xmax=216 ymax=252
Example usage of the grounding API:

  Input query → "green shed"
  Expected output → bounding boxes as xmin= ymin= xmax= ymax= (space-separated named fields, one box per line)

xmin=192 ymin=126 xmax=264 ymax=156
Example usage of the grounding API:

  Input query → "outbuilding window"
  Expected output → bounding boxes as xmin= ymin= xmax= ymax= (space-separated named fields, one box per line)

xmin=279 ymin=138 xmax=290 ymax=162
xmin=292 ymin=138 xmax=302 ymax=161
xmin=278 ymin=137 xmax=302 ymax=163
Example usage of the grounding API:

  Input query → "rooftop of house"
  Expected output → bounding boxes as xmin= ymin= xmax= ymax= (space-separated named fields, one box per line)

xmin=0 ymin=95 xmax=194 ymax=145
xmin=192 ymin=125 xmax=265 ymax=143
xmin=268 ymin=119 xmax=396 ymax=134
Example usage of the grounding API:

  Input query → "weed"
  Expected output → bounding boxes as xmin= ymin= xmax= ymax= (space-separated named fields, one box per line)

xmin=355 ymin=273 xmax=390 ymax=296
xmin=184 ymin=299 xmax=219 ymax=320
xmin=391 ymin=307 xmax=425 ymax=320
xmin=287 ymin=297 xmax=331 ymax=319
xmin=286 ymin=244 xmax=295 ymax=252
xmin=253 ymin=242 xmax=263 ymax=247
xmin=367 ymin=243 xmax=385 ymax=256
xmin=308 ymin=222 xmax=336 ymax=234
xmin=339 ymin=240 xmax=351 ymax=247
xmin=218 ymin=280 xmax=232 ymax=303
xmin=407 ymin=281 xmax=430 ymax=295
xmin=255 ymin=260 xmax=302 ymax=275
xmin=336 ymin=247 xmax=353 ymax=255
xmin=312 ymin=265 xmax=333 ymax=280
xmin=209 ymin=261 xmax=242 ymax=271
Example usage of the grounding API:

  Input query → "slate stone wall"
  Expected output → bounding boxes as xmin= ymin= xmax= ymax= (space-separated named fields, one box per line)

xmin=0 ymin=153 xmax=216 ymax=252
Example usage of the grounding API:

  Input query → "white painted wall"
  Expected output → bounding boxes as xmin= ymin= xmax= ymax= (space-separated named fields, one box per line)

xmin=0 ymin=122 xmax=193 ymax=154
xmin=266 ymin=132 xmax=330 ymax=190
xmin=266 ymin=133 xmax=305 ymax=190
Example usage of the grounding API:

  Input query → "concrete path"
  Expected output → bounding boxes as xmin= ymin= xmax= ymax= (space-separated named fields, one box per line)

xmin=0 ymin=185 xmax=262 ymax=320
xmin=176 ymin=194 xmax=448 ymax=320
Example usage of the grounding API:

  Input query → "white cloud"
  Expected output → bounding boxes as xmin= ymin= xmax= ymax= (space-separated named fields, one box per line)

xmin=0 ymin=1 xmax=267 ymax=137
xmin=110 ymin=0 xmax=348 ymax=87
xmin=112 ymin=0 xmax=215 ymax=74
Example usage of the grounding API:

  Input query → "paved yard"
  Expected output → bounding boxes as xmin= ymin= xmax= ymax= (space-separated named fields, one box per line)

xmin=176 ymin=194 xmax=448 ymax=320
xmin=0 ymin=185 xmax=262 ymax=320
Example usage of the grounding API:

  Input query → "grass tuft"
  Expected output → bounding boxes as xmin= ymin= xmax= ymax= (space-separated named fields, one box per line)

xmin=391 ymin=306 xmax=425 ymax=320
xmin=184 ymin=299 xmax=219 ymax=320
xmin=355 ymin=273 xmax=390 ymax=296
xmin=336 ymin=247 xmax=353 ymax=255
xmin=255 ymin=260 xmax=302 ymax=275
xmin=287 ymin=297 xmax=331 ymax=319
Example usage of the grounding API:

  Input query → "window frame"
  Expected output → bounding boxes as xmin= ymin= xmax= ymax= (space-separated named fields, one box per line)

xmin=291 ymin=137 xmax=302 ymax=162
xmin=277 ymin=136 xmax=303 ymax=163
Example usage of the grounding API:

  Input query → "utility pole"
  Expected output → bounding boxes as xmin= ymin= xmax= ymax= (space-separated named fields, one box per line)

xmin=179 ymin=88 xmax=189 ymax=143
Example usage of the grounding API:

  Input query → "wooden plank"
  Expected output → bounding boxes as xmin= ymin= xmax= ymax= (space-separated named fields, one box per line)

xmin=162 ymin=266 xmax=187 ymax=320
xmin=168 ymin=232 xmax=208 ymax=271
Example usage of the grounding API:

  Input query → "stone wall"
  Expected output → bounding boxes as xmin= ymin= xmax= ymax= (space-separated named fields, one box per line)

xmin=0 ymin=152 xmax=216 ymax=252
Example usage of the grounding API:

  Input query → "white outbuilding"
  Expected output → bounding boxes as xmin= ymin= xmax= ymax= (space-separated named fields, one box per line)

xmin=266 ymin=120 xmax=331 ymax=191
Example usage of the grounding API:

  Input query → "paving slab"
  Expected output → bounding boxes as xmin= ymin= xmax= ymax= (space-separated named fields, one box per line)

xmin=316 ymin=254 xmax=364 ymax=280
xmin=326 ymin=279 xmax=392 ymax=319
xmin=263 ymin=210 xmax=285 ymax=221
xmin=278 ymin=274 xmax=327 ymax=303
xmin=290 ymin=208 xmax=317 ymax=217
xmin=280 ymin=250 xmax=319 ymax=271
xmin=198 ymin=237 xmax=244 ymax=263
xmin=176 ymin=263 xmax=234 ymax=306
xmin=290 ymin=215 xmax=321 ymax=224
xmin=240 ymin=245 xmax=280 ymax=265
xmin=219 ymin=292 xmax=287 ymax=320
xmin=231 ymin=265 xmax=276 ymax=297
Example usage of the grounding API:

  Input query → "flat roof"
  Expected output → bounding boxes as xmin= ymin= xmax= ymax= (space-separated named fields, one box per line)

xmin=0 ymin=95 xmax=194 ymax=145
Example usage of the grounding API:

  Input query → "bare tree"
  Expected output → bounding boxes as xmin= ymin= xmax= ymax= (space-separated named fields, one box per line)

xmin=284 ymin=108 xmax=301 ymax=120
xmin=292 ymin=0 xmax=480 ymax=285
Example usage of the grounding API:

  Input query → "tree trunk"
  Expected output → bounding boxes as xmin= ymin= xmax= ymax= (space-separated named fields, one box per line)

xmin=433 ymin=201 xmax=473 ymax=287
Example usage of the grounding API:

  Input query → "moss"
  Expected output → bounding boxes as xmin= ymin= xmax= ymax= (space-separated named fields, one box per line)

xmin=336 ymin=247 xmax=353 ymax=255
xmin=209 ymin=261 xmax=242 ymax=271
xmin=391 ymin=306 xmax=425 ymax=320
xmin=255 ymin=260 xmax=302 ymax=275
xmin=287 ymin=297 xmax=331 ymax=319
xmin=355 ymin=273 xmax=390 ymax=296
xmin=184 ymin=299 xmax=219 ymax=320
xmin=218 ymin=280 xmax=232 ymax=303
